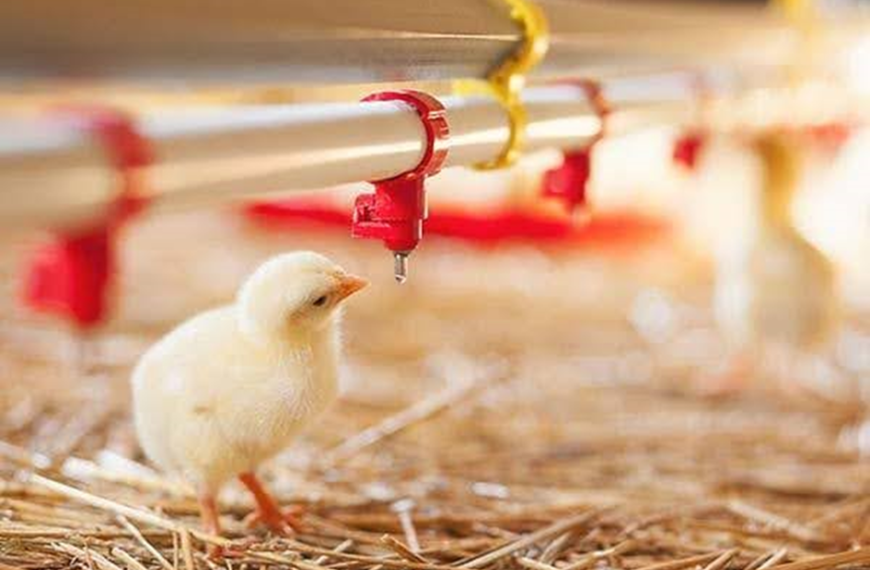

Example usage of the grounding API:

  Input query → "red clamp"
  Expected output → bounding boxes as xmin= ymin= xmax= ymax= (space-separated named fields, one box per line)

xmin=352 ymin=90 xmax=449 ymax=281
xmin=672 ymin=131 xmax=706 ymax=171
xmin=672 ymin=76 xmax=711 ymax=172
xmin=541 ymin=80 xmax=610 ymax=214
xmin=22 ymin=106 xmax=153 ymax=329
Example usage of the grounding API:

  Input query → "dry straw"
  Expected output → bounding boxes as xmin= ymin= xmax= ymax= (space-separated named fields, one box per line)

xmin=1 ymin=214 xmax=867 ymax=570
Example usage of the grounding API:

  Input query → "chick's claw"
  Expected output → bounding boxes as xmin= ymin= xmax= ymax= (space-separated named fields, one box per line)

xmin=205 ymin=543 xmax=238 ymax=561
xmin=206 ymin=537 xmax=261 ymax=561
xmin=243 ymin=504 xmax=306 ymax=535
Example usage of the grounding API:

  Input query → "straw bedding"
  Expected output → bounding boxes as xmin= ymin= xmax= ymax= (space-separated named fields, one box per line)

xmin=0 ymin=211 xmax=867 ymax=570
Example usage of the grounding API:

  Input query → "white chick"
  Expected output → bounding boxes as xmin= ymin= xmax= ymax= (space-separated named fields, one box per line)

xmin=132 ymin=252 xmax=367 ymax=548
xmin=714 ymin=134 xmax=837 ymax=388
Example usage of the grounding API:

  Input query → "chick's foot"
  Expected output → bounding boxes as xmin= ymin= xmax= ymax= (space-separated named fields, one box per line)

xmin=205 ymin=536 xmax=262 ymax=561
xmin=239 ymin=471 xmax=307 ymax=536
xmin=243 ymin=504 xmax=306 ymax=535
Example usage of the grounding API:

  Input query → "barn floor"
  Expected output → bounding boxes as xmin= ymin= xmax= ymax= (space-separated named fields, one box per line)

xmin=1 ymin=210 xmax=868 ymax=570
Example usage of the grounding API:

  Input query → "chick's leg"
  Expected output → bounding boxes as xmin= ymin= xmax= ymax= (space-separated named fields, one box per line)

xmin=700 ymin=351 xmax=754 ymax=396
xmin=239 ymin=472 xmax=305 ymax=535
xmin=198 ymin=492 xmax=224 ymax=558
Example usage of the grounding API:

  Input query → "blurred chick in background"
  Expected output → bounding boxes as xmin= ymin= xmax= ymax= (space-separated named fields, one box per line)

xmin=131 ymin=252 xmax=367 ymax=552
xmin=714 ymin=132 xmax=838 ymax=390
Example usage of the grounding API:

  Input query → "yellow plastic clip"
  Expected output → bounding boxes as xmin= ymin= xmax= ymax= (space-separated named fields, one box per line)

xmin=775 ymin=0 xmax=815 ymax=28
xmin=455 ymin=0 xmax=549 ymax=170
xmin=771 ymin=0 xmax=819 ymax=85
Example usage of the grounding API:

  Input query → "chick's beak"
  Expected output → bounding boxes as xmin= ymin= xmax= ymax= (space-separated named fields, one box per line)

xmin=336 ymin=274 xmax=368 ymax=300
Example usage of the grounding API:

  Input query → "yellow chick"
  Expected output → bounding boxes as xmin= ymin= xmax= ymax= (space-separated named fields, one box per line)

xmin=714 ymin=133 xmax=837 ymax=385
xmin=131 ymin=252 xmax=367 ymax=548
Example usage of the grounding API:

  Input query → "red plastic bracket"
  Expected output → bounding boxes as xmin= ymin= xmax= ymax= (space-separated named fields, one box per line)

xmin=672 ymin=131 xmax=705 ymax=171
xmin=22 ymin=106 xmax=153 ymax=329
xmin=351 ymin=90 xmax=450 ymax=253
xmin=541 ymin=79 xmax=610 ymax=213
xmin=672 ymin=75 xmax=711 ymax=172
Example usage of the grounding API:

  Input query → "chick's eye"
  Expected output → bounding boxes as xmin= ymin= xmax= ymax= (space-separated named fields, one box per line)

xmin=312 ymin=295 xmax=328 ymax=307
